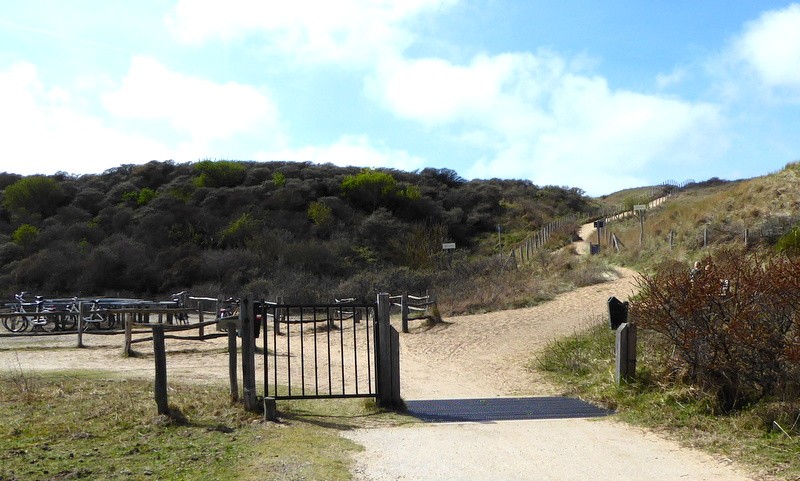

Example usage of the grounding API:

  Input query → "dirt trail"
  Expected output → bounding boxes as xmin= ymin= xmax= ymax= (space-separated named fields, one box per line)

xmin=343 ymin=221 xmax=755 ymax=481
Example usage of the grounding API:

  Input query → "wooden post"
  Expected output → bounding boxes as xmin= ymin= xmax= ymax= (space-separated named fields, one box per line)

xmin=401 ymin=293 xmax=409 ymax=333
xmin=123 ymin=314 xmax=133 ymax=356
xmin=703 ymin=227 xmax=708 ymax=247
xmin=376 ymin=293 xmax=401 ymax=408
xmin=615 ymin=323 xmax=637 ymax=385
xmin=197 ymin=300 xmax=205 ymax=339
xmin=153 ymin=324 xmax=169 ymax=415
xmin=228 ymin=323 xmax=239 ymax=403
xmin=240 ymin=294 xmax=258 ymax=412
xmin=638 ymin=212 xmax=645 ymax=246
xmin=669 ymin=230 xmax=674 ymax=250
xmin=77 ymin=302 xmax=85 ymax=348
xmin=744 ymin=228 xmax=749 ymax=246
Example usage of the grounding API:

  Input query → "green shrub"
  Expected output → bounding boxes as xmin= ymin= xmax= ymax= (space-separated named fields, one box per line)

xmin=776 ymin=225 xmax=800 ymax=256
xmin=307 ymin=201 xmax=333 ymax=226
xmin=193 ymin=160 xmax=247 ymax=188
xmin=12 ymin=223 xmax=39 ymax=247
xmin=341 ymin=168 xmax=397 ymax=210
xmin=272 ymin=171 xmax=286 ymax=187
xmin=2 ymin=175 xmax=66 ymax=218
xmin=121 ymin=187 xmax=157 ymax=206
xmin=219 ymin=213 xmax=259 ymax=248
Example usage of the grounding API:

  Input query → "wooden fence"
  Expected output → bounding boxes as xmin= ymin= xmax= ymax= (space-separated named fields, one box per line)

xmin=389 ymin=292 xmax=440 ymax=333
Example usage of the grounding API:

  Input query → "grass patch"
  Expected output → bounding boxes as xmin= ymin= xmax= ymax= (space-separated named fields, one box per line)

xmin=0 ymin=369 xmax=410 ymax=480
xmin=535 ymin=322 xmax=800 ymax=480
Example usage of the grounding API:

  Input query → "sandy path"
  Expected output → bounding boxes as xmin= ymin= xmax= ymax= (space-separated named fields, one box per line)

xmin=343 ymin=221 xmax=755 ymax=481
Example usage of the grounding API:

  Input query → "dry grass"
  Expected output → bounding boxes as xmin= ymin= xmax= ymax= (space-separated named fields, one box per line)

xmin=598 ymin=165 xmax=800 ymax=268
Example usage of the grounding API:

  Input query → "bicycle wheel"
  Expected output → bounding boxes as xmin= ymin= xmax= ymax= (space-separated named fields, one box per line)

xmin=81 ymin=312 xmax=105 ymax=331
xmin=99 ymin=313 xmax=117 ymax=330
xmin=31 ymin=315 xmax=57 ymax=333
xmin=3 ymin=315 xmax=29 ymax=332
xmin=60 ymin=314 xmax=78 ymax=331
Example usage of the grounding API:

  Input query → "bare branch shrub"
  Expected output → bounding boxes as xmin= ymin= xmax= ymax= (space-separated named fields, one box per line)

xmin=631 ymin=247 xmax=800 ymax=411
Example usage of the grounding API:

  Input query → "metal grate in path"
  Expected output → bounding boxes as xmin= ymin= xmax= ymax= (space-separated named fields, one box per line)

xmin=405 ymin=397 xmax=612 ymax=423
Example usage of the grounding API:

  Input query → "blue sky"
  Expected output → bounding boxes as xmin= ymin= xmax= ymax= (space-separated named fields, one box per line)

xmin=1 ymin=1 xmax=799 ymax=195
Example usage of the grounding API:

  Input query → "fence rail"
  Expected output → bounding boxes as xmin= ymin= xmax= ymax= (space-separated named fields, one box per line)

xmin=390 ymin=292 xmax=440 ymax=333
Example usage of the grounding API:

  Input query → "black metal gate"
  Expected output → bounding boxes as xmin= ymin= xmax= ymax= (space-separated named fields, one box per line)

xmin=258 ymin=301 xmax=378 ymax=400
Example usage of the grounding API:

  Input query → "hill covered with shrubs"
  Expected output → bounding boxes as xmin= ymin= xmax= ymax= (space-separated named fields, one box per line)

xmin=0 ymin=160 xmax=592 ymax=307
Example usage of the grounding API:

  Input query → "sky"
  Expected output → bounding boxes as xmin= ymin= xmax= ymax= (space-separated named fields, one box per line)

xmin=1 ymin=1 xmax=800 ymax=196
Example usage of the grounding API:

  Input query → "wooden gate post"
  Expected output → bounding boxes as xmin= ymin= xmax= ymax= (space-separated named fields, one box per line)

xmin=240 ymin=294 xmax=259 ymax=412
xmin=376 ymin=293 xmax=401 ymax=408
xmin=153 ymin=324 xmax=169 ymax=415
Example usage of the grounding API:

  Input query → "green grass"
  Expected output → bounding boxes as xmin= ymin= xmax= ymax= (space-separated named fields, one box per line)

xmin=535 ymin=322 xmax=800 ymax=480
xmin=0 ymin=369 xmax=412 ymax=481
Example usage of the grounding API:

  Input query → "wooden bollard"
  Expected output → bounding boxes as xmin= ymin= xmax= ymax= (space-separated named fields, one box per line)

xmin=153 ymin=324 xmax=169 ymax=415
xmin=123 ymin=315 xmax=133 ymax=356
xmin=615 ymin=323 xmax=637 ymax=385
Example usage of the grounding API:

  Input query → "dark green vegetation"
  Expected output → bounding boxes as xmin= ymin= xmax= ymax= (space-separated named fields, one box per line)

xmin=0 ymin=160 xmax=590 ymax=312
xmin=0 ymin=370 xmax=408 ymax=481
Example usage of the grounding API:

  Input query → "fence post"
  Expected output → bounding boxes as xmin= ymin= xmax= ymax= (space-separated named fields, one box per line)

xmin=615 ymin=323 xmax=637 ymax=385
xmin=669 ymin=230 xmax=674 ymax=250
xmin=228 ymin=323 xmax=239 ymax=403
xmin=77 ymin=302 xmax=85 ymax=348
xmin=377 ymin=293 xmax=401 ymax=408
xmin=240 ymin=294 xmax=258 ymax=412
xmin=401 ymin=293 xmax=409 ymax=333
xmin=153 ymin=324 xmax=169 ymax=415
xmin=123 ymin=314 xmax=133 ymax=356
xmin=197 ymin=300 xmax=205 ymax=339
xmin=703 ymin=227 xmax=708 ymax=247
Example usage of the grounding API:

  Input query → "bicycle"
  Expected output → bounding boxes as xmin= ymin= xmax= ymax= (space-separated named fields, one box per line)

xmin=80 ymin=299 xmax=118 ymax=331
xmin=3 ymin=292 xmax=58 ymax=333
xmin=171 ymin=291 xmax=189 ymax=324
xmin=218 ymin=297 xmax=240 ymax=319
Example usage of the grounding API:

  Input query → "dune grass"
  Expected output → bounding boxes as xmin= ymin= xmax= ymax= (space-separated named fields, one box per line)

xmin=0 ymin=368 xmax=411 ymax=481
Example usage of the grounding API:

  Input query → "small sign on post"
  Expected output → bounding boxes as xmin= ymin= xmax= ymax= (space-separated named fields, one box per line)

xmin=633 ymin=204 xmax=647 ymax=212
xmin=442 ymin=242 xmax=456 ymax=250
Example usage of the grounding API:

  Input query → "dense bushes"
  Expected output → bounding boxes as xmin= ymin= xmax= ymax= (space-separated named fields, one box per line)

xmin=631 ymin=247 xmax=800 ymax=410
xmin=0 ymin=160 xmax=592 ymax=302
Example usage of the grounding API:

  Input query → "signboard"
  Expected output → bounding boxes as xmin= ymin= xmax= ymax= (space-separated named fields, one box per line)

xmin=442 ymin=243 xmax=456 ymax=250
xmin=593 ymin=220 xmax=605 ymax=228
xmin=633 ymin=204 xmax=647 ymax=211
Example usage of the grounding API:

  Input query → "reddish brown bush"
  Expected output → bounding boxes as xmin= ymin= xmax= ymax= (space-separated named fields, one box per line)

xmin=631 ymin=247 xmax=800 ymax=410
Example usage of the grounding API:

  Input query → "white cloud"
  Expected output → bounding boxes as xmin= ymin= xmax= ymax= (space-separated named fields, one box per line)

xmin=165 ymin=0 xmax=457 ymax=66
xmin=254 ymin=135 xmax=426 ymax=171
xmin=656 ymin=67 xmax=687 ymax=89
xmin=0 ymin=62 xmax=173 ymax=176
xmin=103 ymin=56 xmax=278 ymax=141
xmin=369 ymin=51 xmax=726 ymax=194
xmin=735 ymin=3 xmax=800 ymax=89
